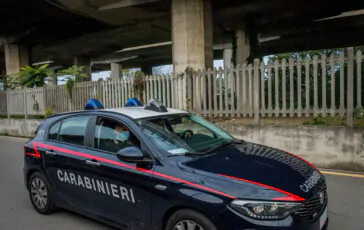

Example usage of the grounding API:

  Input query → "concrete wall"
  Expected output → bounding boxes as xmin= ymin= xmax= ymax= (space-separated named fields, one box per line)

xmin=218 ymin=124 xmax=364 ymax=169
xmin=0 ymin=119 xmax=42 ymax=138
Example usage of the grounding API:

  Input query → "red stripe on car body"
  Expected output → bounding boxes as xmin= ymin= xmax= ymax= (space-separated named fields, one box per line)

xmin=32 ymin=142 xmax=236 ymax=200
xmin=219 ymin=174 xmax=305 ymax=202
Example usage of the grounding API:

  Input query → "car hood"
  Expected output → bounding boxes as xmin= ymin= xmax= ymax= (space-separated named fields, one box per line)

xmin=182 ymin=142 xmax=326 ymax=200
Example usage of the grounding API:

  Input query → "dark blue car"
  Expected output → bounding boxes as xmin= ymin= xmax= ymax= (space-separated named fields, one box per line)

xmin=23 ymin=99 xmax=328 ymax=230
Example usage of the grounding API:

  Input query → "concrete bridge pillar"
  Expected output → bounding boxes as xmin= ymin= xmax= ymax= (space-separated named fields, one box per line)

xmin=110 ymin=63 xmax=123 ymax=80
xmin=235 ymin=29 xmax=250 ymax=65
xmin=223 ymin=47 xmax=234 ymax=91
xmin=74 ymin=56 xmax=91 ymax=81
xmin=171 ymin=0 xmax=213 ymax=74
xmin=4 ymin=44 xmax=29 ymax=75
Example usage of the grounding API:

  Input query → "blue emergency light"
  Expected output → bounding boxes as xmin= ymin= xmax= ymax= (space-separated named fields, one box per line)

xmin=84 ymin=99 xmax=104 ymax=110
xmin=125 ymin=98 xmax=143 ymax=107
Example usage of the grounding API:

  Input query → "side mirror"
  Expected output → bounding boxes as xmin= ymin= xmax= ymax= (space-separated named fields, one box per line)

xmin=116 ymin=146 xmax=153 ymax=163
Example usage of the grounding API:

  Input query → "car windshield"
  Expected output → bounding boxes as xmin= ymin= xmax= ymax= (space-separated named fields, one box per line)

xmin=136 ymin=114 xmax=234 ymax=156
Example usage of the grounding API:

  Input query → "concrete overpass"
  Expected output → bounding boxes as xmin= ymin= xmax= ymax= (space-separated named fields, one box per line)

xmin=1 ymin=0 xmax=364 ymax=81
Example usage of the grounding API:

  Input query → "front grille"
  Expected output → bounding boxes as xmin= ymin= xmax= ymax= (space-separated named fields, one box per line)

xmin=293 ymin=185 xmax=327 ymax=223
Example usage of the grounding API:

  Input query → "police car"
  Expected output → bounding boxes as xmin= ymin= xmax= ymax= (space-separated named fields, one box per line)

xmin=24 ymin=98 xmax=328 ymax=230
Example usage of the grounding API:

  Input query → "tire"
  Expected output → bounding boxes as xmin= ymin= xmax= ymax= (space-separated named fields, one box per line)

xmin=28 ymin=172 xmax=56 ymax=214
xmin=165 ymin=209 xmax=218 ymax=230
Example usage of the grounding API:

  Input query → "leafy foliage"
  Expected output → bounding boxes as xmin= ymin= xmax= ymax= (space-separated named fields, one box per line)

xmin=133 ymin=71 xmax=145 ymax=103
xmin=56 ymin=65 xmax=88 ymax=99
xmin=16 ymin=64 xmax=52 ymax=88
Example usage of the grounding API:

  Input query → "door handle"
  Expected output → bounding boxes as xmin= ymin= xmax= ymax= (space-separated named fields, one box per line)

xmin=45 ymin=150 xmax=57 ymax=156
xmin=85 ymin=160 xmax=101 ymax=167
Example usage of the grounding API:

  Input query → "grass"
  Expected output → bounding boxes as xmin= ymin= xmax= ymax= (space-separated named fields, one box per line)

xmin=0 ymin=115 xmax=45 ymax=119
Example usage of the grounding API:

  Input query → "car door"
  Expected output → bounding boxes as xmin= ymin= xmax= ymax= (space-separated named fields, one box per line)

xmin=42 ymin=114 xmax=99 ymax=213
xmin=83 ymin=115 xmax=155 ymax=229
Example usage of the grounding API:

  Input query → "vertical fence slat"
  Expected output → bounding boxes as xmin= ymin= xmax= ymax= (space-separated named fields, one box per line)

xmin=230 ymin=66 xmax=236 ymax=117
xmin=322 ymin=54 xmax=327 ymax=117
xmin=275 ymin=60 xmax=280 ymax=117
xmin=330 ymin=53 xmax=336 ymax=117
xmin=103 ymin=81 xmax=106 ymax=109
xmin=169 ymin=75 xmax=173 ymax=108
xmin=158 ymin=75 xmax=162 ymax=102
xmin=305 ymin=57 xmax=310 ymax=117
xmin=224 ymin=67 xmax=229 ymax=117
xmin=218 ymin=68 xmax=223 ymax=117
xmin=339 ymin=52 xmax=345 ymax=117
xmin=208 ymin=69 xmax=212 ymax=116
xmin=260 ymin=62 xmax=265 ymax=117
xmin=254 ymin=59 xmax=260 ymax=123
xmin=357 ymin=50 xmax=362 ymax=109
xmin=171 ymin=75 xmax=175 ymax=108
xmin=146 ymin=76 xmax=150 ymax=103
xmin=23 ymin=89 xmax=27 ymax=118
xmin=154 ymin=76 xmax=158 ymax=100
xmin=242 ymin=64 xmax=247 ymax=117
xmin=289 ymin=58 xmax=294 ymax=117
xmin=282 ymin=59 xmax=287 ymax=117
xmin=116 ymin=79 xmax=120 ymax=106
xmin=248 ymin=64 xmax=253 ymax=117
xmin=120 ymin=79 xmax=124 ymax=106
xmin=194 ymin=73 xmax=199 ymax=114
xmin=297 ymin=58 xmax=302 ymax=117
xmin=180 ymin=74 xmax=184 ymax=110
xmin=236 ymin=65 xmax=242 ymax=117
xmin=347 ymin=47 xmax=354 ymax=126
xmin=204 ymin=71 xmax=208 ymax=115
xmin=162 ymin=75 xmax=166 ymax=105
xmin=267 ymin=61 xmax=272 ymax=117
xmin=313 ymin=55 xmax=318 ymax=118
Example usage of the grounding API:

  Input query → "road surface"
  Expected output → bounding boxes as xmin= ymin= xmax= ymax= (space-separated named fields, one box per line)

xmin=0 ymin=136 xmax=363 ymax=230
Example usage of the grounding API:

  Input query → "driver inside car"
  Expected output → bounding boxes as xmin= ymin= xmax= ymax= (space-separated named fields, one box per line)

xmin=114 ymin=124 xmax=130 ymax=143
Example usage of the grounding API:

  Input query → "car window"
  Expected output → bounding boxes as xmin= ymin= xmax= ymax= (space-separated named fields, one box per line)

xmin=58 ymin=116 xmax=90 ymax=146
xmin=137 ymin=115 xmax=233 ymax=154
xmin=171 ymin=117 xmax=215 ymax=138
xmin=94 ymin=118 xmax=140 ymax=153
xmin=48 ymin=121 xmax=61 ymax=141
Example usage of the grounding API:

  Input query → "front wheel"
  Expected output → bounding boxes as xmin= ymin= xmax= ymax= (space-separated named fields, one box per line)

xmin=165 ymin=209 xmax=217 ymax=230
xmin=28 ymin=172 xmax=56 ymax=214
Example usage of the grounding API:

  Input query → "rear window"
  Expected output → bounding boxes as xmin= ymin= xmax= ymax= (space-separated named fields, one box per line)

xmin=48 ymin=116 xmax=90 ymax=146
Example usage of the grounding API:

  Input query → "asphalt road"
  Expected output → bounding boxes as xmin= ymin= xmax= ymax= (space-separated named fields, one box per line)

xmin=0 ymin=136 xmax=363 ymax=230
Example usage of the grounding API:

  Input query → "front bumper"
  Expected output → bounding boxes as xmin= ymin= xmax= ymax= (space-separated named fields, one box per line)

xmin=212 ymin=206 xmax=329 ymax=230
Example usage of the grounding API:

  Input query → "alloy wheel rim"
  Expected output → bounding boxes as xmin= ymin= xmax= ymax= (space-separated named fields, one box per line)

xmin=174 ymin=220 xmax=204 ymax=230
xmin=30 ymin=177 xmax=48 ymax=209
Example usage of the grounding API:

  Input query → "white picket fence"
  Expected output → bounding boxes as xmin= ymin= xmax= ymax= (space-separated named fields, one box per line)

xmin=0 ymin=47 xmax=362 ymax=126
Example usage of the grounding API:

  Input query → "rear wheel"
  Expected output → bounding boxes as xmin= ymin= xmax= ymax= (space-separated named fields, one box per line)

xmin=165 ymin=209 xmax=217 ymax=230
xmin=28 ymin=172 xmax=56 ymax=214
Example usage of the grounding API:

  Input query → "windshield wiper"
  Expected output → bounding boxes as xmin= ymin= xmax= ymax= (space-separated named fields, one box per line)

xmin=167 ymin=151 xmax=201 ymax=157
xmin=167 ymin=139 xmax=244 ymax=157
xmin=202 ymin=139 xmax=245 ymax=154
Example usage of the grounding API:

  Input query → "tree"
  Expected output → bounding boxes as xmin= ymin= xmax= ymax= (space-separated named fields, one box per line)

xmin=16 ymin=64 xmax=52 ymax=88
xmin=133 ymin=71 xmax=146 ymax=103
xmin=56 ymin=65 xmax=87 ymax=99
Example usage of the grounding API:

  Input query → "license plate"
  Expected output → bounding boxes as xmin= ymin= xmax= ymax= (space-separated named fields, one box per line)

xmin=319 ymin=207 xmax=328 ymax=229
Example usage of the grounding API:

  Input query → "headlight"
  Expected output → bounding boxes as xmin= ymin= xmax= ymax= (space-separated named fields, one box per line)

xmin=230 ymin=200 xmax=302 ymax=220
